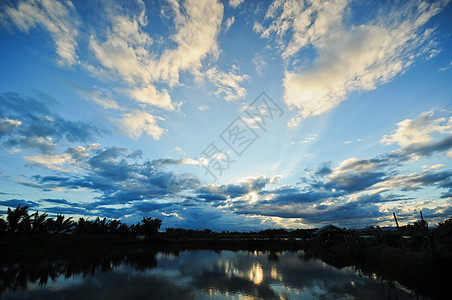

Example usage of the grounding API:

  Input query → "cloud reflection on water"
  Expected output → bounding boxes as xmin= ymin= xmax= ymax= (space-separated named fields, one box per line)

xmin=1 ymin=250 xmax=422 ymax=300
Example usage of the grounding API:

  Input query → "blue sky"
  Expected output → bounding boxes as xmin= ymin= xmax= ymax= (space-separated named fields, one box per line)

xmin=0 ymin=0 xmax=451 ymax=230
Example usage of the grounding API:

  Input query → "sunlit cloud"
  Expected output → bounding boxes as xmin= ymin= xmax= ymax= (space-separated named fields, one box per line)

xmin=118 ymin=110 xmax=165 ymax=140
xmin=381 ymin=109 xmax=452 ymax=159
xmin=257 ymin=0 xmax=447 ymax=124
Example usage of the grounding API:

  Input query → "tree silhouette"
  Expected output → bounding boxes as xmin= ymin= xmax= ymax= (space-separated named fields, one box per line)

xmin=0 ymin=212 xmax=7 ymax=235
xmin=438 ymin=217 xmax=452 ymax=227
xmin=6 ymin=205 xmax=30 ymax=233
xmin=135 ymin=217 xmax=162 ymax=235
xmin=74 ymin=217 xmax=90 ymax=235
xmin=91 ymin=217 xmax=108 ymax=234
xmin=107 ymin=219 xmax=130 ymax=234
xmin=48 ymin=214 xmax=74 ymax=234
xmin=30 ymin=211 xmax=50 ymax=234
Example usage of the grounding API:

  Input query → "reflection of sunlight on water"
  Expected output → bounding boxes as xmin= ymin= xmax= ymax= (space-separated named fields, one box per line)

xmin=206 ymin=288 xmax=221 ymax=297
xmin=271 ymin=266 xmax=278 ymax=279
xmin=156 ymin=252 xmax=178 ymax=260
xmin=248 ymin=263 xmax=263 ymax=285
xmin=270 ymin=266 xmax=282 ymax=281
xmin=219 ymin=259 xmax=243 ymax=279
xmin=219 ymin=258 xmax=259 ymax=285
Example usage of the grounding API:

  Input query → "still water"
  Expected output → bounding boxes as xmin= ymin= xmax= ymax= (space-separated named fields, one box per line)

xmin=1 ymin=250 xmax=422 ymax=299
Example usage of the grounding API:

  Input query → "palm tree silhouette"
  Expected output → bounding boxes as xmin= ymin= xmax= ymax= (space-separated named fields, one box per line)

xmin=136 ymin=217 xmax=162 ymax=235
xmin=30 ymin=211 xmax=50 ymax=234
xmin=107 ymin=219 xmax=130 ymax=234
xmin=6 ymin=205 xmax=30 ymax=233
xmin=48 ymin=214 xmax=74 ymax=234
xmin=59 ymin=214 xmax=74 ymax=233
xmin=74 ymin=217 xmax=90 ymax=234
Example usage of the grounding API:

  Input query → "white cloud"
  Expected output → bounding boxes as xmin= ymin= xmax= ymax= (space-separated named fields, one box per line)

xmin=343 ymin=138 xmax=365 ymax=144
xmin=152 ymin=157 xmax=207 ymax=166
xmin=252 ymin=53 xmax=267 ymax=76
xmin=290 ymin=133 xmax=317 ymax=145
xmin=242 ymin=116 xmax=261 ymax=129
xmin=25 ymin=153 xmax=75 ymax=171
xmin=198 ymin=105 xmax=209 ymax=111
xmin=88 ymin=0 xmax=224 ymax=137
xmin=260 ymin=0 xmax=447 ymax=124
xmin=439 ymin=61 xmax=452 ymax=72
xmin=127 ymin=85 xmax=173 ymax=110
xmin=381 ymin=110 xmax=452 ymax=148
xmin=205 ymin=66 xmax=250 ymax=101
xmin=161 ymin=212 xmax=184 ymax=220
xmin=224 ymin=16 xmax=235 ymax=32
xmin=263 ymin=0 xmax=349 ymax=59
xmin=88 ymin=11 xmax=153 ymax=84
xmin=0 ymin=118 xmax=22 ymax=135
xmin=119 ymin=110 xmax=165 ymax=140
xmin=229 ymin=0 xmax=245 ymax=8
xmin=253 ymin=22 xmax=264 ymax=34
xmin=1 ymin=0 xmax=79 ymax=66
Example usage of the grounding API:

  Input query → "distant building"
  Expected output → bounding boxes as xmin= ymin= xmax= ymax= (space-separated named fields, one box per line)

xmin=312 ymin=224 xmax=345 ymax=242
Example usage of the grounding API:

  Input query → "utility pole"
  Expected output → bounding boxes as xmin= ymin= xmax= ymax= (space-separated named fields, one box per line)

xmin=420 ymin=210 xmax=428 ymax=229
xmin=393 ymin=212 xmax=399 ymax=229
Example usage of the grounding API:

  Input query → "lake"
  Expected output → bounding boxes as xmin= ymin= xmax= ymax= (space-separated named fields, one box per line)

xmin=1 ymin=249 xmax=424 ymax=299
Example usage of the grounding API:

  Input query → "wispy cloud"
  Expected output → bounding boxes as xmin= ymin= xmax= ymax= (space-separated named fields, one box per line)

xmin=89 ymin=0 xmax=223 ymax=107
xmin=229 ymin=0 xmax=245 ymax=9
xmin=203 ymin=66 xmax=250 ymax=101
xmin=1 ymin=0 xmax=79 ymax=66
xmin=252 ymin=53 xmax=267 ymax=76
xmin=224 ymin=16 xmax=235 ymax=32
xmin=1 ymin=0 xmax=228 ymax=139
xmin=75 ymin=86 xmax=120 ymax=110
xmin=257 ymin=0 xmax=448 ymax=125
xmin=439 ymin=61 xmax=452 ymax=72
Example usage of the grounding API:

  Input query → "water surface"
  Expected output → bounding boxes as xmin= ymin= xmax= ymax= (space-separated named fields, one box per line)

xmin=1 ymin=250 xmax=423 ymax=299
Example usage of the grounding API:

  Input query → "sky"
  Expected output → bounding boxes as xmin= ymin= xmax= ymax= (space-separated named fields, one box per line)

xmin=0 ymin=0 xmax=451 ymax=231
